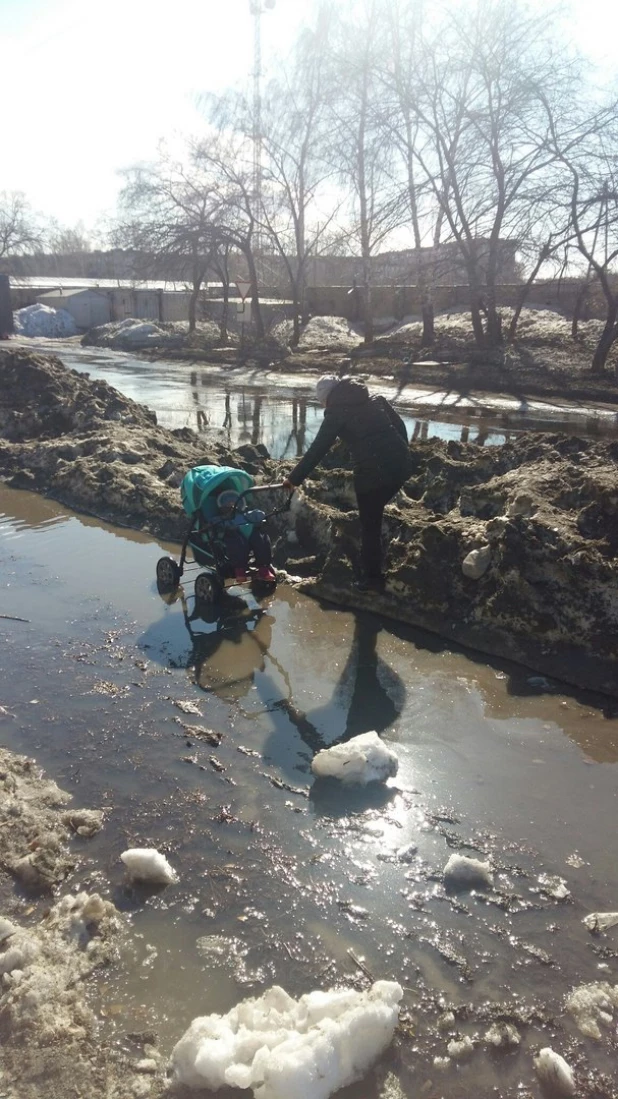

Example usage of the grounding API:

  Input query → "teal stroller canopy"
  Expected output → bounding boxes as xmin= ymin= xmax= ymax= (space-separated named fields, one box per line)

xmin=181 ymin=465 xmax=255 ymax=520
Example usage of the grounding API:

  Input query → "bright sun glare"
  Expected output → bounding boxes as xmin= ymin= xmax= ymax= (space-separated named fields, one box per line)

xmin=0 ymin=0 xmax=616 ymax=229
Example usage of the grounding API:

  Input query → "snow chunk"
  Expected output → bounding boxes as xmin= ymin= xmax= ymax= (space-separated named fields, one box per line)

xmin=484 ymin=1022 xmax=520 ymax=1049
xmin=447 ymin=1035 xmax=474 ymax=1060
xmin=171 ymin=980 xmax=403 ymax=1098
xmin=533 ymin=1048 xmax=575 ymax=1096
xmin=565 ymin=981 xmax=618 ymax=1040
xmin=462 ymin=545 xmax=491 ymax=579
xmin=13 ymin=304 xmax=77 ymax=338
xmin=311 ymin=732 xmax=398 ymax=785
xmin=298 ymin=315 xmax=361 ymax=350
xmin=443 ymin=854 xmax=493 ymax=891
xmin=583 ymin=912 xmax=618 ymax=933
xmin=120 ymin=848 xmax=178 ymax=885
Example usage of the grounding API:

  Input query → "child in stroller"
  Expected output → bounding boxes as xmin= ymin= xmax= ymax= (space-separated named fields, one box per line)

xmin=155 ymin=464 xmax=288 ymax=607
xmin=213 ymin=482 xmax=276 ymax=583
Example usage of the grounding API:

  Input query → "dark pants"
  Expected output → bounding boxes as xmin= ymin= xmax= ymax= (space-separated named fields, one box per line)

xmin=224 ymin=527 xmax=272 ymax=571
xmin=356 ymin=480 xmax=404 ymax=579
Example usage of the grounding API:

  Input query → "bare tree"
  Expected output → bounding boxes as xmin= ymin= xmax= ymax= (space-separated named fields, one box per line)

xmin=193 ymin=132 xmax=266 ymax=340
xmin=116 ymin=148 xmax=220 ymax=332
xmin=258 ymin=12 xmax=342 ymax=345
xmin=411 ymin=1 xmax=576 ymax=347
xmin=324 ymin=0 xmax=404 ymax=344
xmin=0 ymin=191 xmax=42 ymax=259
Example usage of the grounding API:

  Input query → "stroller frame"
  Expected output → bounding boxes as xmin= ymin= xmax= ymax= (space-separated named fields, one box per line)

xmin=156 ymin=482 xmax=291 ymax=607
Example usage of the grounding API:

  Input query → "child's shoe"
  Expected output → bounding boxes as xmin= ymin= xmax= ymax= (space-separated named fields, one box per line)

xmin=256 ymin=566 xmax=276 ymax=582
xmin=234 ymin=568 xmax=248 ymax=583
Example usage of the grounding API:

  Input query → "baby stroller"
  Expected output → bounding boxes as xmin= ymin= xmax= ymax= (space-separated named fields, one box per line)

xmin=155 ymin=464 xmax=291 ymax=608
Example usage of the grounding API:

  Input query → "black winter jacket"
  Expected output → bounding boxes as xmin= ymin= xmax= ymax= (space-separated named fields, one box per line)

xmin=288 ymin=379 xmax=411 ymax=494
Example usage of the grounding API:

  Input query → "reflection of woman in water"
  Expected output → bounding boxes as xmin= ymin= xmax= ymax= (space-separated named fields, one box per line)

xmin=148 ymin=591 xmax=405 ymax=761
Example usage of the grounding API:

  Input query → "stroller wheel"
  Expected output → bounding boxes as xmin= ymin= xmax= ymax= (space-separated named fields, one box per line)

xmin=195 ymin=572 xmax=222 ymax=606
xmin=156 ymin=556 xmax=181 ymax=591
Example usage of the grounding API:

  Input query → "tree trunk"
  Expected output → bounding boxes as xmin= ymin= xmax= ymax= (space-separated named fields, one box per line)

xmin=291 ymin=292 xmax=301 ymax=348
xmin=220 ymin=279 xmax=229 ymax=343
xmin=508 ymin=246 xmax=550 ymax=342
xmin=362 ymin=273 xmax=373 ymax=345
xmin=485 ymin=294 xmax=503 ymax=345
xmin=469 ymin=291 xmax=486 ymax=346
xmin=571 ymin=280 xmax=590 ymax=341
xmin=421 ymin=299 xmax=435 ymax=347
xmin=188 ymin=281 xmax=200 ymax=333
xmin=591 ymin=311 xmax=618 ymax=375
xmin=244 ymin=246 xmax=265 ymax=340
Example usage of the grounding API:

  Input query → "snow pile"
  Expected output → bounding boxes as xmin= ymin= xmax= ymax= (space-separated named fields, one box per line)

xmin=171 ymin=981 xmax=403 ymax=1099
xmin=83 ymin=318 xmax=180 ymax=349
xmin=13 ymin=303 xmax=78 ymax=338
xmin=0 ymin=891 xmax=119 ymax=1043
xmin=311 ymin=732 xmax=399 ymax=785
xmin=533 ymin=1048 xmax=575 ymax=1096
xmin=298 ymin=315 xmax=361 ymax=350
xmin=376 ymin=306 xmax=604 ymax=348
xmin=443 ymin=854 xmax=494 ymax=891
xmin=565 ymin=981 xmax=618 ymax=1040
xmin=121 ymin=847 xmax=178 ymax=885
xmin=583 ymin=911 xmax=618 ymax=933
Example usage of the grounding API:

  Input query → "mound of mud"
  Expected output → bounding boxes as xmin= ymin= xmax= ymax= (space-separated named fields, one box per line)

xmin=292 ymin=433 xmax=618 ymax=697
xmin=0 ymin=347 xmax=157 ymax=441
xmin=0 ymin=348 xmax=277 ymax=540
xmin=2 ymin=347 xmax=618 ymax=696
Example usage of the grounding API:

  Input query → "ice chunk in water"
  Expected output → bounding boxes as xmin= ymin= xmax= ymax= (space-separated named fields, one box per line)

xmin=171 ymin=980 xmax=403 ymax=1099
xmin=120 ymin=848 xmax=178 ymax=885
xmin=443 ymin=854 xmax=493 ymax=890
xmin=310 ymin=732 xmax=398 ymax=785
xmin=533 ymin=1047 xmax=575 ymax=1096
xmin=565 ymin=980 xmax=618 ymax=1040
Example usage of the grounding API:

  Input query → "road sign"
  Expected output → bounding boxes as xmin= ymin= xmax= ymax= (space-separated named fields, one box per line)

xmin=236 ymin=280 xmax=252 ymax=301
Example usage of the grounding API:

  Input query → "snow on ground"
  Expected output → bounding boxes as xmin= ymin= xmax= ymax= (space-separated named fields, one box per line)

xmin=376 ymin=306 xmax=604 ymax=347
xmin=13 ymin=304 xmax=78 ymax=338
xmin=171 ymin=981 xmax=403 ymax=1099
xmin=297 ymin=315 xmax=362 ymax=350
xmin=84 ymin=318 xmax=222 ymax=350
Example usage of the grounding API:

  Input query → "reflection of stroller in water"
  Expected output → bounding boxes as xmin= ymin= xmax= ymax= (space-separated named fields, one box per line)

xmin=156 ymin=464 xmax=292 ymax=613
xmin=169 ymin=586 xmax=405 ymax=754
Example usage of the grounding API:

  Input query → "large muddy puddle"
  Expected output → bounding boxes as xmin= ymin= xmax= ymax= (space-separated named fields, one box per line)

xmin=28 ymin=340 xmax=618 ymax=456
xmin=1 ymin=484 xmax=618 ymax=1094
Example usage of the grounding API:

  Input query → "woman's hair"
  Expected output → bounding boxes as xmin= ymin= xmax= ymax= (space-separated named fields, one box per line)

xmin=315 ymin=375 xmax=340 ymax=404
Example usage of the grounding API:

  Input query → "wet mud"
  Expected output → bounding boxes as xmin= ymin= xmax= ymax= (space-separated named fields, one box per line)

xmin=1 ymin=484 xmax=618 ymax=1098
xmin=2 ymin=346 xmax=618 ymax=699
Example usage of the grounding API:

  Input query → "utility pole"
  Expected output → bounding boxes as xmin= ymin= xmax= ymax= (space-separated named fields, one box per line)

xmin=249 ymin=0 xmax=275 ymax=285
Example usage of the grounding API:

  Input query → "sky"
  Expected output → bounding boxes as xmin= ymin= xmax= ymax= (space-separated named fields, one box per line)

xmin=1 ymin=0 xmax=617 ymax=237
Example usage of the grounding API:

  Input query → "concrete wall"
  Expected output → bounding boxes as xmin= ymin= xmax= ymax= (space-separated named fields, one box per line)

xmin=38 ymin=290 xmax=110 ymax=328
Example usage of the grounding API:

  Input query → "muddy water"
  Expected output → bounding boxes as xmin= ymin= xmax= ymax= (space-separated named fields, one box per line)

xmin=40 ymin=341 xmax=618 ymax=457
xmin=1 ymin=484 xmax=618 ymax=1095
xmin=47 ymin=343 xmax=516 ymax=453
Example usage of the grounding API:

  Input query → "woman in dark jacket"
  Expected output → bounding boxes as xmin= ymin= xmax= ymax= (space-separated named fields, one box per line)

xmin=282 ymin=375 xmax=411 ymax=591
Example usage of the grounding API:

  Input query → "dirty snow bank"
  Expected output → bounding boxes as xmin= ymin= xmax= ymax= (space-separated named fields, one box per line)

xmin=298 ymin=315 xmax=361 ymax=350
xmin=0 ymin=891 xmax=119 ymax=1040
xmin=13 ymin=303 xmax=78 ymax=338
xmin=375 ymin=306 xmax=604 ymax=348
xmin=0 ymin=746 xmax=103 ymax=892
xmin=83 ymin=318 xmax=222 ymax=350
xmin=0 ymin=347 xmax=276 ymax=542
xmin=171 ymin=980 xmax=402 ymax=1098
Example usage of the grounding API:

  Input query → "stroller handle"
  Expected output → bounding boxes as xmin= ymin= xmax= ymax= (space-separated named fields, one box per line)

xmin=233 ymin=482 xmax=295 ymax=519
